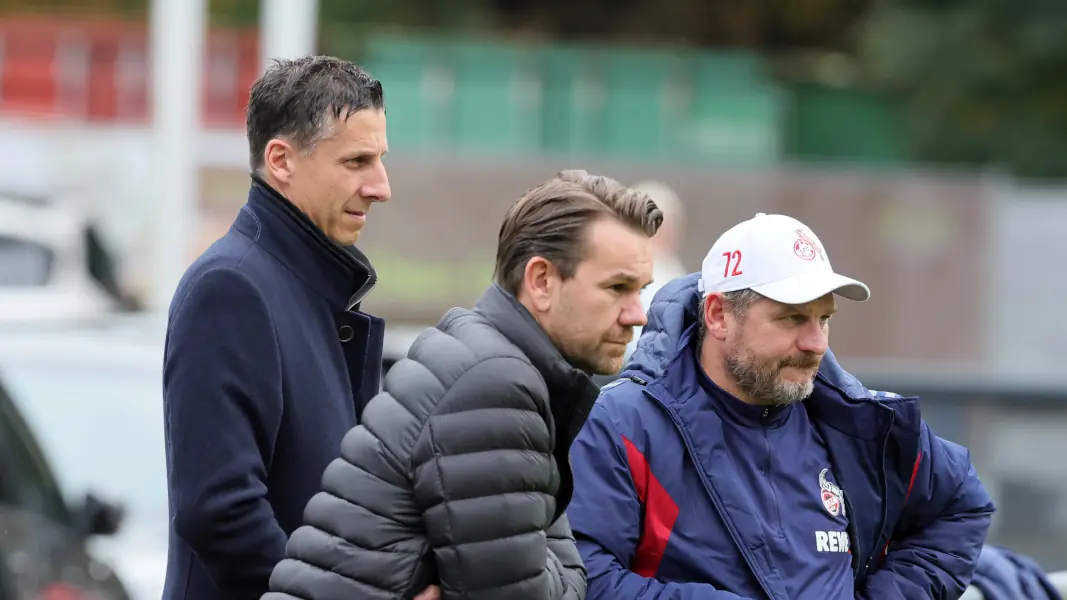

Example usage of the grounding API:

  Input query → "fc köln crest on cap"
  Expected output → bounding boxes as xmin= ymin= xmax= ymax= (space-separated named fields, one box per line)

xmin=819 ymin=468 xmax=845 ymax=518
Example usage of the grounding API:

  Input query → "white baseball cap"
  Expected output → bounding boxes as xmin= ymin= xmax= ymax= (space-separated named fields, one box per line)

xmin=698 ymin=213 xmax=870 ymax=304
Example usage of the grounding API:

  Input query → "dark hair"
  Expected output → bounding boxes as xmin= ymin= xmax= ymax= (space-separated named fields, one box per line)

xmin=246 ymin=55 xmax=385 ymax=172
xmin=494 ymin=169 xmax=664 ymax=295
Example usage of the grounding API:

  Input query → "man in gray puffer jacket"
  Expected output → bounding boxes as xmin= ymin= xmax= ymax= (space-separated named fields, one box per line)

xmin=261 ymin=169 xmax=663 ymax=600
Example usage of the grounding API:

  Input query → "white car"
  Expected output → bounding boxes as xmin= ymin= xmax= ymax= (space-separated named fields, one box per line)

xmin=0 ymin=314 xmax=169 ymax=600
xmin=0 ymin=189 xmax=133 ymax=325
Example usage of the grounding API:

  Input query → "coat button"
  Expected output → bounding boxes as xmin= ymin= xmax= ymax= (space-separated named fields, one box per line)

xmin=338 ymin=325 xmax=354 ymax=342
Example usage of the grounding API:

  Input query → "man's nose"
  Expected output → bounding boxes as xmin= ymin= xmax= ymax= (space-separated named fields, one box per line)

xmin=363 ymin=161 xmax=391 ymax=202
xmin=619 ymin=293 xmax=648 ymax=328
xmin=797 ymin=323 xmax=828 ymax=355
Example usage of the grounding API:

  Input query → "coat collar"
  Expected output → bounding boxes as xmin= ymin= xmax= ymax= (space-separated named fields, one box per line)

xmin=473 ymin=284 xmax=599 ymax=423
xmin=234 ymin=176 xmax=377 ymax=310
xmin=473 ymin=284 xmax=601 ymax=519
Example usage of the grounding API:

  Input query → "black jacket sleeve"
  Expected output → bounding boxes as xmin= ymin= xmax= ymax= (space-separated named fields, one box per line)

xmin=164 ymin=266 xmax=287 ymax=597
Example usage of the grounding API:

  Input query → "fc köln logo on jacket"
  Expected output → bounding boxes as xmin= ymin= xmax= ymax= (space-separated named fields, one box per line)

xmin=819 ymin=468 xmax=845 ymax=518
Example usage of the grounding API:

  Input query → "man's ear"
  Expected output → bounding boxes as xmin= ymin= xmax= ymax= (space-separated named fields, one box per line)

xmin=521 ymin=257 xmax=558 ymax=314
xmin=704 ymin=293 xmax=730 ymax=341
xmin=263 ymin=138 xmax=297 ymax=184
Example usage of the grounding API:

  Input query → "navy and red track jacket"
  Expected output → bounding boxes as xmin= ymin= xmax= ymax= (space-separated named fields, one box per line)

xmin=566 ymin=273 xmax=996 ymax=600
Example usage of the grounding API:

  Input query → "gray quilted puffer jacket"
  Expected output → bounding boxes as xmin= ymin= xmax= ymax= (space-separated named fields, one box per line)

xmin=262 ymin=284 xmax=597 ymax=600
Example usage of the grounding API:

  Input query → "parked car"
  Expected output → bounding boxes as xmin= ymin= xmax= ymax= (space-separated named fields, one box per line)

xmin=0 ymin=314 xmax=166 ymax=600
xmin=0 ymin=189 xmax=138 ymax=326
xmin=0 ymin=558 xmax=18 ymax=600
xmin=0 ymin=355 xmax=131 ymax=600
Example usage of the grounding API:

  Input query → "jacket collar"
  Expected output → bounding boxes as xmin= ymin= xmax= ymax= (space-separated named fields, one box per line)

xmin=235 ymin=176 xmax=377 ymax=310
xmin=475 ymin=284 xmax=599 ymax=439
xmin=474 ymin=284 xmax=600 ymax=520
xmin=693 ymin=350 xmax=796 ymax=429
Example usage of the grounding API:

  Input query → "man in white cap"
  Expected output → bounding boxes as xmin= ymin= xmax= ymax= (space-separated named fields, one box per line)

xmin=567 ymin=213 xmax=995 ymax=599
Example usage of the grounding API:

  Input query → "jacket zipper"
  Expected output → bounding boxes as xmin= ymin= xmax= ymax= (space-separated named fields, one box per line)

xmin=856 ymin=412 xmax=894 ymax=581
xmin=842 ymin=489 xmax=862 ymax=582
xmin=761 ymin=410 xmax=784 ymax=538
xmin=645 ymin=388 xmax=779 ymax=600
xmin=869 ymin=414 xmax=894 ymax=577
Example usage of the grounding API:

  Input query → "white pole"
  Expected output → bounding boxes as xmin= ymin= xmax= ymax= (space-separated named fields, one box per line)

xmin=148 ymin=0 xmax=206 ymax=311
xmin=260 ymin=0 xmax=320 ymax=69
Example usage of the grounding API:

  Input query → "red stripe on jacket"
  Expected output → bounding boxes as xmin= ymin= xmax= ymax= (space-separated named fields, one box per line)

xmin=622 ymin=435 xmax=680 ymax=578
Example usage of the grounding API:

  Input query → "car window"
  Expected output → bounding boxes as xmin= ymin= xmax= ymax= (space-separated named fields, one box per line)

xmin=0 ymin=379 xmax=70 ymax=524
xmin=0 ymin=236 xmax=54 ymax=286
xmin=0 ymin=361 xmax=168 ymax=522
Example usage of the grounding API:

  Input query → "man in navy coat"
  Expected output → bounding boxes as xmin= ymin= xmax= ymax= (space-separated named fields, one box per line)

xmin=568 ymin=213 xmax=996 ymax=599
xmin=161 ymin=56 xmax=393 ymax=600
